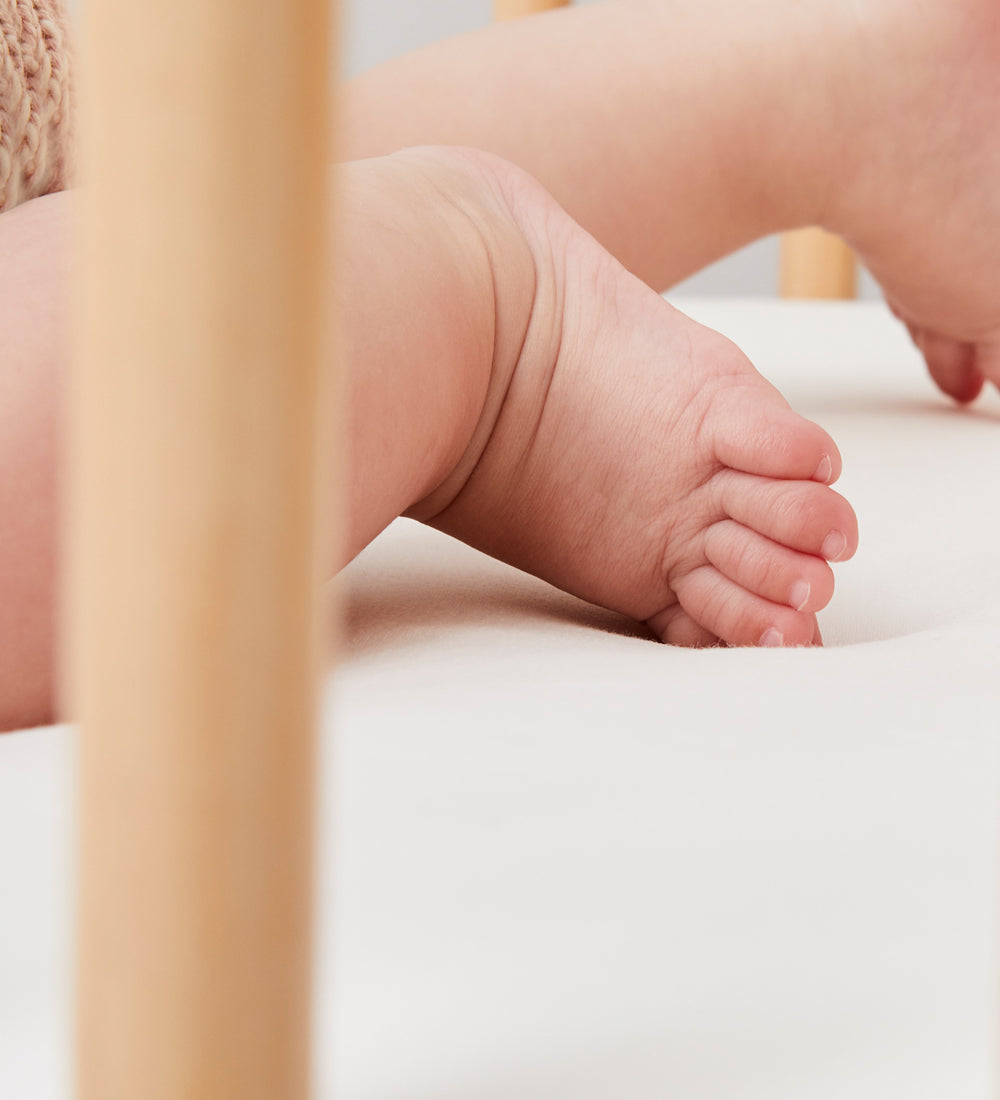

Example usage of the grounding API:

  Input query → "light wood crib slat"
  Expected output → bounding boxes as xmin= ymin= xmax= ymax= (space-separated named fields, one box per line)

xmin=494 ymin=0 xmax=569 ymax=22
xmin=780 ymin=226 xmax=857 ymax=299
xmin=68 ymin=0 xmax=337 ymax=1097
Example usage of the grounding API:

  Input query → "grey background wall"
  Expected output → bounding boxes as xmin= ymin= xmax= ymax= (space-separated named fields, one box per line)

xmin=66 ymin=0 xmax=879 ymax=299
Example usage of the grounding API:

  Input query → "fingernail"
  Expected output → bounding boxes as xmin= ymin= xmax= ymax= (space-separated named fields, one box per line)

xmin=789 ymin=580 xmax=811 ymax=611
xmin=820 ymin=530 xmax=847 ymax=561
xmin=759 ymin=627 xmax=784 ymax=647
xmin=812 ymin=453 xmax=833 ymax=483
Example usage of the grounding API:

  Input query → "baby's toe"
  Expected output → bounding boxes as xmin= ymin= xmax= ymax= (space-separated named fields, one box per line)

xmin=918 ymin=330 xmax=985 ymax=404
xmin=661 ymin=565 xmax=819 ymax=649
xmin=648 ymin=605 xmax=720 ymax=648
xmin=717 ymin=473 xmax=858 ymax=563
xmin=702 ymin=520 xmax=835 ymax=612
xmin=711 ymin=396 xmax=843 ymax=485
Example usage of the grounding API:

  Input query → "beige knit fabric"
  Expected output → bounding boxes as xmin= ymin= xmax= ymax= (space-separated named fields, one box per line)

xmin=0 ymin=0 xmax=75 ymax=213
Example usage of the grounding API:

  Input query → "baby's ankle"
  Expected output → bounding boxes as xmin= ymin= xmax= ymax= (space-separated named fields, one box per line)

xmin=337 ymin=147 xmax=540 ymax=557
xmin=397 ymin=150 xmax=857 ymax=646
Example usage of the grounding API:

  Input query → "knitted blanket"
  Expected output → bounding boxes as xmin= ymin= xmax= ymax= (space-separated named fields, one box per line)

xmin=0 ymin=0 xmax=73 ymax=212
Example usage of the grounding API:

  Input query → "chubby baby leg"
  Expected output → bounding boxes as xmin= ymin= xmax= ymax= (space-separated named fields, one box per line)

xmin=0 ymin=191 xmax=71 ymax=730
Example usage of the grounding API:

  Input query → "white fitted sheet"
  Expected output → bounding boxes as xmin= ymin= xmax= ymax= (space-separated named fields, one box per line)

xmin=3 ymin=299 xmax=1000 ymax=1098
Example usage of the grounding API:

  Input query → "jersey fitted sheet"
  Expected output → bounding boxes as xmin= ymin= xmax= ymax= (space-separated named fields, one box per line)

xmin=3 ymin=300 xmax=999 ymax=1098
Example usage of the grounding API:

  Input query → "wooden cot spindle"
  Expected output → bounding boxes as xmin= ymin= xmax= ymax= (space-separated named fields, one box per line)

xmin=68 ymin=0 xmax=338 ymax=1098
xmin=780 ymin=226 xmax=857 ymax=299
xmin=494 ymin=0 xmax=569 ymax=22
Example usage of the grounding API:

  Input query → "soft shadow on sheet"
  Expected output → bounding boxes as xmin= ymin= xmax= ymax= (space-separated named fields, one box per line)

xmin=341 ymin=531 xmax=653 ymax=663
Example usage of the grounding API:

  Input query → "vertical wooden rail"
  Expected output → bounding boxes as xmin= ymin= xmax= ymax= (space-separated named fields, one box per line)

xmin=68 ymin=0 xmax=337 ymax=1096
xmin=494 ymin=0 xmax=569 ymax=21
xmin=780 ymin=226 xmax=857 ymax=299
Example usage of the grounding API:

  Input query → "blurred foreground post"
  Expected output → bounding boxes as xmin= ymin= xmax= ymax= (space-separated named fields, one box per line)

xmin=780 ymin=226 xmax=857 ymax=299
xmin=68 ymin=0 xmax=337 ymax=1096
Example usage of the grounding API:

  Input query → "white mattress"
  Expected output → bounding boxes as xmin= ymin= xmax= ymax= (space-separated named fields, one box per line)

xmin=3 ymin=299 xmax=1000 ymax=1098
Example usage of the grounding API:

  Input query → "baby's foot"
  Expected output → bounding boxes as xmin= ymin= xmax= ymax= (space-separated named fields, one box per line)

xmin=409 ymin=149 xmax=858 ymax=647
xmin=832 ymin=0 xmax=1000 ymax=402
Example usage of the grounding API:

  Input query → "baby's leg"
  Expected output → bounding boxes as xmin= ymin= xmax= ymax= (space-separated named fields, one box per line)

xmin=0 ymin=0 xmax=76 ymax=730
xmin=0 ymin=158 xmax=502 ymax=731
xmin=0 ymin=192 xmax=71 ymax=730
xmin=343 ymin=0 xmax=1000 ymax=401
xmin=0 ymin=148 xmax=856 ymax=730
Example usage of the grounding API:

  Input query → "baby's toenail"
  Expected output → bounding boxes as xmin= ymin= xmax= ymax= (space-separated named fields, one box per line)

xmin=789 ymin=580 xmax=811 ymax=611
xmin=759 ymin=627 xmax=784 ymax=647
xmin=820 ymin=530 xmax=847 ymax=561
xmin=812 ymin=454 xmax=833 ymax=483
